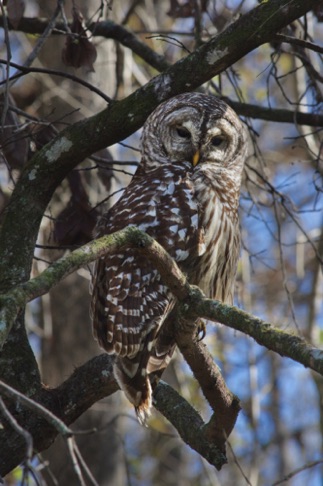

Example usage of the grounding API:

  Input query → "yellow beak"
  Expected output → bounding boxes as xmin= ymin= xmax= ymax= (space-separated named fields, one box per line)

xmin=192 ymin=150 xmax=200 ymax=167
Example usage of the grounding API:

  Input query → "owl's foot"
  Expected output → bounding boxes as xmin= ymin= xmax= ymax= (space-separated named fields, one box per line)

xmin=196 ymin=319 xmax=206 ymax=341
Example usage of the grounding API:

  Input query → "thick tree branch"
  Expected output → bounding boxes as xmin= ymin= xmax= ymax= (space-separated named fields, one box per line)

xmin=2 ymin=56 xmax=322 ymax=127
xmin=0 ymin=354 xmax=118 ymax=476
xmin=174 ymin=322 xmax=241 ymax=446
xmin=0 ymin=16 xmax=170 ymax=72
xmin=224 ymin=98 xmax=323 ymax=128
xmin=0 ymin=352 xmax=230 ymax=474
xmin=2 ymin=14 xmax=323 ymax=128
xmin=153 ymin=381 xmax=227 ymax=470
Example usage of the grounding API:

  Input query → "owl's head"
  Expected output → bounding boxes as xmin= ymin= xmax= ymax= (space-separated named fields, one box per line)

xmin=140 ymin=92 xmax=247 ymax=175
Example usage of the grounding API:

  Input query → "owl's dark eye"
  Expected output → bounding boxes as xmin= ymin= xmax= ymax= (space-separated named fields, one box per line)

xmin=176 ymin=126 xmax=191 ymax=139
xmin=211 ymin=136 xmax=224 ymax=147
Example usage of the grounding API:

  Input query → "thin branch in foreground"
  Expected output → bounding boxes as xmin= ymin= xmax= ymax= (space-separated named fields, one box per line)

xmin=227 ymin=440 xmax=253 ymax=486
xmin=272 ymin=459 xmax=323 ymax=486
xmin=0 ymin=380 xmax=97 ymax=485
xmin=0 ymin=396 xmax=33 ymax=462
xmin=273 ymin=33 xmax=323 ymax=55
xmin=0 ymin=59 xmax=112 ymax=103
xmin=0 ymin=380 xmax=73 ymax=437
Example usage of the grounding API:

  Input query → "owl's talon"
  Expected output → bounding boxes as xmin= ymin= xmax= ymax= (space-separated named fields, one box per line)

xmin=196 ymin=321 xmax=206 ymax=341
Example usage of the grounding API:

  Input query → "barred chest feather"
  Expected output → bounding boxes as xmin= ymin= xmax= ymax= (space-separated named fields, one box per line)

xmin=190 ymin=166 xmax=241 ymax=304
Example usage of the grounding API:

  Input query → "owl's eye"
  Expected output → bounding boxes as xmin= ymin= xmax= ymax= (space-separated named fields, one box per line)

xmin=211 ymin=136 xmax=224 ymax=147
xmin=176 ymin=127 xmax=191 ymax=139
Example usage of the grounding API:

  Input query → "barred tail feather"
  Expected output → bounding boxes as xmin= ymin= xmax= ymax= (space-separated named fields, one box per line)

xmin=113 ymin=358 xmax=152 ymax=426
xmin=135 ymin=383 xmax=152 ymax=426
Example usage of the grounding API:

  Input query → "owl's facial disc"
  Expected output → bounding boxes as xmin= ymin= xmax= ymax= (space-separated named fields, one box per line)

xmin=141 ymin=95 xmax=246 ymax=172
xmin=163 ymin=107 xmax=236 ymax=167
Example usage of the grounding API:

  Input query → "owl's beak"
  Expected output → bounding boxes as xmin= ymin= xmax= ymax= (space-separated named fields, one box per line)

xmin=192 ymin=150 xmax=200 ymax=167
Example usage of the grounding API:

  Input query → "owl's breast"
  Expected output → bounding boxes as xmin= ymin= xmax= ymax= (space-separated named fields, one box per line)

xmin=190 ymin=169 xmax=241 ymax=303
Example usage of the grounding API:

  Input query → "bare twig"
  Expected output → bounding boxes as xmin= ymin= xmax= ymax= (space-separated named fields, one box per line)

xmin=273 ymin=33 xmax=323 ymax=55
xmin=22 ymin=0 xmax=62 ymax=70
xmin=0 ymin=380 xmax=73 ymax=436
xmin=227 ymin=440 xmax=253 ymax=486
xmin=0 ymin=396 xmax=33 ymax=462
xmin=272 ymin=459 xmax=323 ymax=485
xmin=0 ymin=380 xmax=98 ymax=486
xmin=272 ymin=196 xmax=300 ymax=331
xmin=0 ymin=2 xmax=11 ymax=127
xmin=0 ymin=59 xmax=111 ymax=103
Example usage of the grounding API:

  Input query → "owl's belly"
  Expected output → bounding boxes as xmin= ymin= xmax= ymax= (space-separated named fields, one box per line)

xmin=190 ymin=207 xmax=239 ymax=304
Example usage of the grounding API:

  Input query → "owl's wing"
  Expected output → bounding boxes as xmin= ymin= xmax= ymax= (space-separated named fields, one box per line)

xmin=91 ymin=164 xmax=203 ymax=352
xmin=91 ymin=252 xmax=174 ymax=359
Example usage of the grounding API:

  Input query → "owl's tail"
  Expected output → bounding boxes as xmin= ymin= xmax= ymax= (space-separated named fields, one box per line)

xmin=113 ymin=356 xmax=152 ymax=426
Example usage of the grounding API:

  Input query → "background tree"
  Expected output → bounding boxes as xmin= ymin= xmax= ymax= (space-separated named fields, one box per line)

xmin=0 ymin=1 xmax=322 ymax=485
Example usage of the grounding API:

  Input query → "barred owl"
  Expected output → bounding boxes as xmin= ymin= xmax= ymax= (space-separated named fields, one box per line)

xmin=91 ymin=92 xmax=247 ymax=423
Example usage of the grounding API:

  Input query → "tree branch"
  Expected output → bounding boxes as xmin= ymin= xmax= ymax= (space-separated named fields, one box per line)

xmin=191 ymin=298 xmax=323 ymax=377
xmin=273 ymin=33 xmax=323 ymax=55
xmin=3 ymin=12 xmax=323 ymax=128
xmin=0 ymin=351 xmax=230 ymax=474
xmin=224 ymin=98 xmax=323 ymax=127
xmin=0 ymin=354 xmax=118 ymax=476
xmin=0 ymin=59 xmax=112 ymax=102
xmin=153 ymin=381 xmax=227 ymax=470
xmin=174 ymin=322 xmax=241 ymax=445
xmin=0 ymin=16 xmax=170 ymax=72
xmin=0 ymin=227 xmax=188 ymax=347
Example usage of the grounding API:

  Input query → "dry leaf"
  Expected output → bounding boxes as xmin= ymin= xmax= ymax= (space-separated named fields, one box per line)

xmin=167 ymin=0 xmax=208 ymax=18
xmin=313 ymin=4 xmax=323 ymax=22
xmin=54 ymin=172 xmax=98 ymax=246
xmin=62 ymin=7 xmax=97 ymax=72
xmin=7 ymin=0 xmax=25 ymax=29
xmin=0 ymin=93 xmax=29 ymax=169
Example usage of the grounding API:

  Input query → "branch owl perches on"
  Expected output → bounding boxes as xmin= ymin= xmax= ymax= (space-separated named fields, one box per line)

xmin=90 ymin=92 xmax=248 ymax=424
